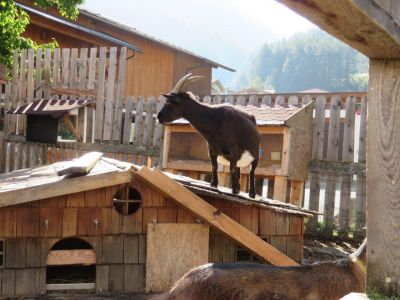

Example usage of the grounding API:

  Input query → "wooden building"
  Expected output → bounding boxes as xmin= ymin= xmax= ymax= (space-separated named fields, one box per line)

xmin=0 ymin=153 xmax=311 ymax=297
xmin=15 ymin=1 xmax=234 ymax=97
xmin=162 ymin=102 xmax=313 ymax=205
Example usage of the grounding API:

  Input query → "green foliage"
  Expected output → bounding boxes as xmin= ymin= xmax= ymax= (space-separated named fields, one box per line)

xmin=233 ymin=29 xmax=369 ymax=93
xmin=0 ymin=0 xmax=83 ymax=70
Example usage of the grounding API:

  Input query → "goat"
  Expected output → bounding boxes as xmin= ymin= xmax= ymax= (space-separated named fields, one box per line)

xmin=154 ymin=239 xmax=367 ymax=300
xmin=157 ymin=74 xmax=260 ymax=198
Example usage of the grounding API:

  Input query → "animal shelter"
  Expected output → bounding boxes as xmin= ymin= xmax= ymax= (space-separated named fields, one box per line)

xmin=0 ymin=153 xmax=312 ymax=297
xmin=162 ymin=101 xmax=313 ymax=205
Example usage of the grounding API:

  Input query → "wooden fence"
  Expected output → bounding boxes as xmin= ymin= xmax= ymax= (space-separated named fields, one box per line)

xmin=0 ymin=47 xmax=367 ymax=239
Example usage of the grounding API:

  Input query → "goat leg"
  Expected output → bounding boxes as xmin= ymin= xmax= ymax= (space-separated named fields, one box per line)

xmin=230 ymin=161 xmax=240 ymax=194
xmin=209 ymin=150 xmax=218 ymax=188
xmin=248 ymin=159 xmax=258 ymax=198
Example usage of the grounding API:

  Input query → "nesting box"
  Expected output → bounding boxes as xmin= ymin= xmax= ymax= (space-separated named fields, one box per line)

xmin=9 ymin=99 xmax=91 ymax=143
xmin=162 ymin=102 xmax=314 ymax=204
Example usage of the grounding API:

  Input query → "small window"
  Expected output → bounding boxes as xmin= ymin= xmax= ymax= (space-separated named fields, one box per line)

xmin=0 ymin=239 xmax=5 ymax=268
xmin=113 ymin=186 xmax=142 ymax=215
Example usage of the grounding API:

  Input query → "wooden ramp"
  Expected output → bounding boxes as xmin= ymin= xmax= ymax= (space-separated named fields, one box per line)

xmin=133 ymin=166 xmax=299 ymax=266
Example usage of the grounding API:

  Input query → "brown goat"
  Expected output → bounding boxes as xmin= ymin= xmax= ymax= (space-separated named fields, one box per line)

xmin=157 ymin=74 xmax=260 ymax=198
xmin=154 ymin=239 xmax=366 ymax=300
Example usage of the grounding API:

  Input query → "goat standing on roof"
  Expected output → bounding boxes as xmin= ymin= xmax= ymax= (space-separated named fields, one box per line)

xmin=157 ymin=74 xmax=260 ymax=198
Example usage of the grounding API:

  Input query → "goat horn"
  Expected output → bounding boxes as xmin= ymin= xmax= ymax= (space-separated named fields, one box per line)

xmin=171 ymin=73 xmax=204 ymax=93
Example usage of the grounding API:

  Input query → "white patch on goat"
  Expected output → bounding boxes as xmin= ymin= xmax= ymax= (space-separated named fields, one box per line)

xmin=217 ymin=150 xmax=254 ymax=168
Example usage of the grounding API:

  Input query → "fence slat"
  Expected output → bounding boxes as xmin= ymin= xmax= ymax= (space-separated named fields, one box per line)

xmin=237 ymin=95 xmax=246 ymax=105
xmin=133 ymin=97 xmax=144 ymax=145
xmin=261 ymin=95 xmax=272 ymax=106
xmin=52 ymin=48 xmax=60 ymax=90
xmin=43 ymin=48 xmax=52 ymax=100
xmin=103 ymin=47 xmax=117 ymax=141
xmin=61 ymin=48 xmax=71 ymax=88
xmin=122 ymin=96 xmax=134 ymax=145
xmin=312 ymin=96 xmax=326 ymax=159
xmin=142 ymin=97 xmax=155 ymax=147
xmin=26 ymin=49 xmax=35 ymax=103
xmin=339 ymin=96 xmax=356 ymax=235
xmin=115 ymin=47 xmax=127 ymax=102
xmin=87 ymin=48 xmax=97 ymax=90
xmin=355 ymin=96 xmax=367 ymax=231
xmin=249 ymin=95 xmax=258 ymax=106
xmin=79 ymin=48 xmax=88 ymax=90
xmin=94 ymin=47 xmax=107 ymax=141
xmin=111 ymin=97 xmax=123 ymax=142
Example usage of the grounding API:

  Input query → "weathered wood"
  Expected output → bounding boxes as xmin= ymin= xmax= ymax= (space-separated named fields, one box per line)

xmin=47 ymin=249 xmax=96 ymax=265
xmin=309 ymin=160 xmax=365 ymax=175
xmin=55 ymin=151 xmax=103 ymax=176
xmin=124 ymin=264 xmax=145 ymax=292
xmin=109 ymin=265 xmax=124 ymax=292
xmin=339 ymin=96 xmax=356 ymax=235
xmin=146 ymin=223 xmax=209 ymax=293
xmin=367 ymin=59 xmax=400 ymax=296
xmin=94 ymin=47 xmax=107 ymax=141
xmin=135 ymin=167 xmax=299 ymax=266
xmin=102 ymin=235 xmax=123 ymax=264
xmin=46 ymin=283 xmax=95 ymax=291
xmin=277 ymin=0 xmax=400 ymax=58
xmin=103 ymin=47 xmax=117 ymax=141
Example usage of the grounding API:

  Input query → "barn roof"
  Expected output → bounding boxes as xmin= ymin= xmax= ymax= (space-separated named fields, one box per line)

xmin=0 ymin=154 xmax=313 ymax=217
xmin=172 ymin=102 xmax=313 ymax=126
xmin=15 ymin=2 xmax=143 ymax=53
xmin=9 ymin=99 xmax=92 ymax=118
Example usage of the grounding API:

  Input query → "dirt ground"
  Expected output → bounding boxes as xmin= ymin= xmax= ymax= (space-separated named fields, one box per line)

xmin=42 ymin=237 xmax=363 ymax=300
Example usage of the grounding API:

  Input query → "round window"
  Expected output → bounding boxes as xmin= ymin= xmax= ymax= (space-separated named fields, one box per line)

xmin=113 ymin=186 xmax=142 ymax=215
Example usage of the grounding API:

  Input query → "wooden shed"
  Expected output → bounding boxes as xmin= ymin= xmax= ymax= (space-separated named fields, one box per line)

xmin=0 ymin=153 xmax=311 ymax=297
xmin=162 ymin=101 xmax=314 ymax=205
xmin=15 ymin=0 xmax=234 ymax=97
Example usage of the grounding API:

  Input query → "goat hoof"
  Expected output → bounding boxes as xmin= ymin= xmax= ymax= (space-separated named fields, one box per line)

xmin=210 ymin=181 xmax=218 ymax=188
xmin=232 ymin=188 xmax=240 ymax=195
xmin=249 ymin=192 xmax=255 ymax=199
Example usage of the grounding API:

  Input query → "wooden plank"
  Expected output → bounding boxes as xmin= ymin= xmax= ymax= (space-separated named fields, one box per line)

xmin=17 ymin=49 xmax=27 ymax=135
xmin=102 ymin=235 xmax=123 ymax=264
xmin=46 ymin=283 xmax=95 ymax=291
xmin=161 ymin=125 xmax=171 ymax=169
xmin=312 ymin=95 xmax=326 ymax=159
xmin=96 ymin=265 xmax=109 ymax=293
xmin=122 ymin=96 xmax=134 ymax=144
xmin=142 ymin=97 xmax=155 ymax=147
xmin=43 ymin=48 xmax=52 ymax=100
xmin=87 ymin=48 xmax=97 ymax=90
xmin=52 ymin=48 xmax=60 ymax=90
xmin=355 ymin=96 xmax=367 ymax=231
xmin=367 ymin=59 xmax=400 ymax=295
xmin=62 ymin=208 xmax=78 ymax=237
xmin=124 ymin=264 xmax=145 ymax=293
xmin=146 ymin=223 xmax=209 ymax=292
xmin=124 ymin=235 xmax=139 ymax=263
xmin=94 ymin=47 xmax=107 ymax=141
xmin=259 ymin=209 xmax=276 ymax=236
xmin=289 ymin=180 xmax=304 ymax=206
xmin=115 ymin=47 xmax=127 ymax=102
xmin=108 ymin=265 xmax=124 ymax=292
xmin=1 ymin=269 xmax=16 ymax=297
xmin=9 ymin=50 xmax=19 ymax=134
xmin=273 ymin=176 xmax=288 ymax=202
xmin=103 ymin=47 xmax=117 ymax=141
xmin=5 ymin=238 xmax=27 ymax=268
xmin=78 ymin=48 xmax=88 ymax=89
xmin=339 ymin=96 xmax=356 ymax=235
xmin=16 ymin=208 xmax=40 ymax=237
xmin=133 ymin=97 xmax=144 ymax=145
xmin=134 ymin=167 xmax=299 ymax=266
xmin=26 ymin=48 xmax=35 ymax=103
xmin=46 ymin=249 xmax=96 ymax=265
xmin=239 ymin=206 xmax=259 ymax=235
xmin=54 ymin=151 xmax=103 ymax=176
xmin=261 ymin=95 xmax=272 ymax=106
xmin=39 ymin=207 xmax=62 ymax=237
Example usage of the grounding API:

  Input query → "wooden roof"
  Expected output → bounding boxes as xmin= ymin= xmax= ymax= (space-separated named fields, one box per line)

xmin=0 ymin=157 xmax=132 ymax=207
xmin=172 ymin=102 xmax=313 ymax=126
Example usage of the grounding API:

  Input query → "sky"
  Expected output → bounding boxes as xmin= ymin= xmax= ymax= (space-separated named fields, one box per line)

xmin=80 ymin=0 xmax=316 ymax=86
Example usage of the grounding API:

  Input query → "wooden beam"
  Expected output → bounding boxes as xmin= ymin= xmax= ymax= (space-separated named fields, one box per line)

xmin=63 ymin=115 xmax=82 ymax=142
xmin=276 ymin=0 xmax=400 ymax=58
xmin=367 ymin=59 xmax=400 ymax=296
xmin=46 ymin=283 xmax=95 ymax=291
xmin=47 ymin=249 xmax=96 ymax=266
xmin=54 ymin=151 xmax=103 ymax=176
xmin=273 ymin=176 xmax=288 ymax=202
xmin=134 ymin=166 xmax=299 ymax=266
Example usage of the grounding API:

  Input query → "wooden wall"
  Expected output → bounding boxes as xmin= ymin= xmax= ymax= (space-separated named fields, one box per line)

xmin=0 ymin=176 xmax=305 ymax=297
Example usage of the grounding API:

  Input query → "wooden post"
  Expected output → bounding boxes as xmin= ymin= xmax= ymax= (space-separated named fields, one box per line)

xmin=367 ymin=59 xmax=400 ymax=296
xmin=273 ymin=176 xmax=288 ymax=202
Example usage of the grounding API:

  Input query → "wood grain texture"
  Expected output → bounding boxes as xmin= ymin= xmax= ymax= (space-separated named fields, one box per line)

xmin=367 ymin=59 xmax=400 ymax=296
xmin=47 ymin=249 xmax=96 ymax=265
xmin=146 ymin=223 xmax=209 ymax=292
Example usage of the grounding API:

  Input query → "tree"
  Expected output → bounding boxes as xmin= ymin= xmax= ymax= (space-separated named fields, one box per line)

xmin=0 ymin=0 xmax=84 ymax=69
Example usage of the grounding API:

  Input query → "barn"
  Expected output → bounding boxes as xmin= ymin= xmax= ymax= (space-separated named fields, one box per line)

xmin=15 ymin=0 xmax=235 ymax=97
xmin=0 ymin=153 xmax=312 ymax=297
